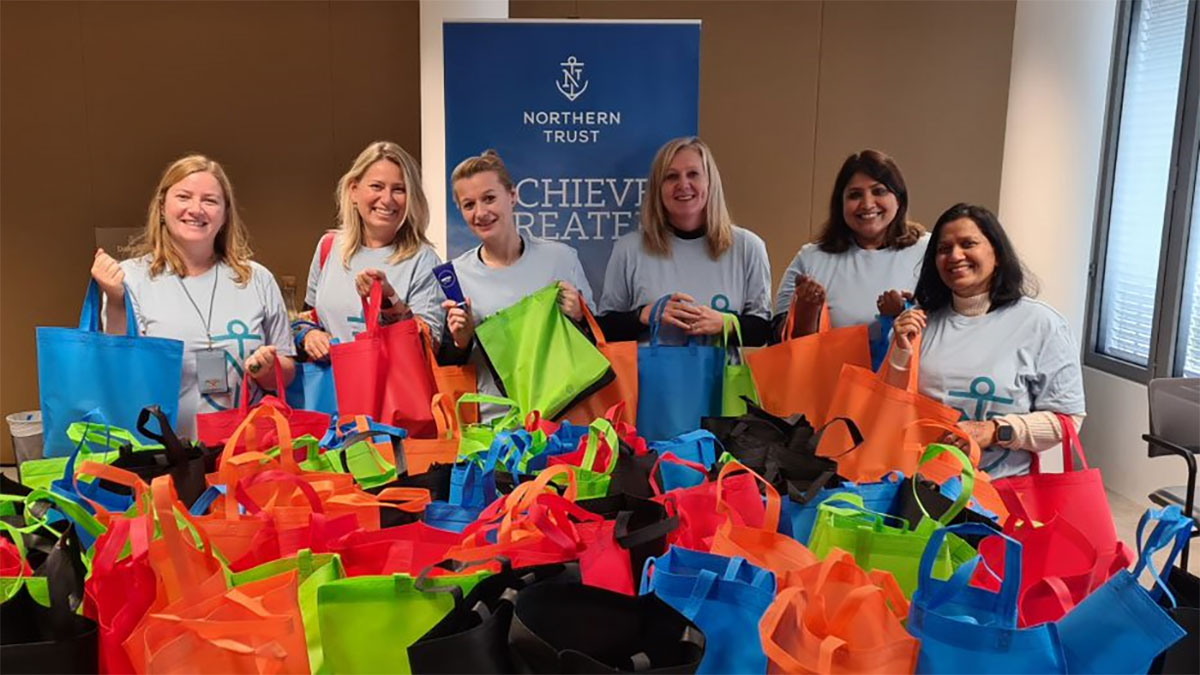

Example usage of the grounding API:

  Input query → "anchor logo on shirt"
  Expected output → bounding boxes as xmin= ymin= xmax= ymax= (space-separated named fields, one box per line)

xmin=201 ymin=319 xmax=262 ymax=411
xmin=347 ymin=311 xmax=366 ymax=335
xmin=947 ymin=376 xmax=1014 ymax=421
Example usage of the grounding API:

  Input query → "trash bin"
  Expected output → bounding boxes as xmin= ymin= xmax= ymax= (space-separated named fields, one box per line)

xmin=5 ymin=410 xmax=43 ymax=466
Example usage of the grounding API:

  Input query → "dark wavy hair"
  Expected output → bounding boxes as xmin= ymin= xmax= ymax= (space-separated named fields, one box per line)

xmin=816 ymin=149 xmax=925 ymax=253
xmin=914 ymin=203 xmax=1036 ymax=313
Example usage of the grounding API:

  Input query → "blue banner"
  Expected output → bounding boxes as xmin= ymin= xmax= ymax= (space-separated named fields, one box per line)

xmin=444 ymin=20 xmax=701 ymax=297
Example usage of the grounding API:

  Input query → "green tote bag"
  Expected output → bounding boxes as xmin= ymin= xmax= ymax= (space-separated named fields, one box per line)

xmin=474 ymin=284 xmax=613 ymax=419
xmin=808 ymin=443 xmax=978 ymax=597
xmin=721 ymin=314 xmax=761 ymax=417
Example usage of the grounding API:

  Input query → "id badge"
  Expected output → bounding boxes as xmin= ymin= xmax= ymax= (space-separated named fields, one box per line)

xmin=196 ymin=347 xmax=230 ymax=395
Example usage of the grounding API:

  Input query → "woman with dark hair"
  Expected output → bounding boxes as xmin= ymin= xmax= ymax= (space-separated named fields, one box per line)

xmin=773 ymin=150 xmax=929 ymax=363
xmin=887 ymin=203 xmax=1085 ymax=478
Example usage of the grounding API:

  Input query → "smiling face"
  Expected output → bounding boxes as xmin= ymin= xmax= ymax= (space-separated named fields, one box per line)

xmin=936 ymin=217 xmax=997 ymax=297
xmin=350 ymin=159 xmax=408 ymax=242
xmin=454 ymin=170 xmax=516 ymax=244
xmin=841 ymin=172 xmax=899 ymax=249
xmin=162 ymin=171 xmax=226 ymax=251
xmin=660 ymin=147 xmax=710 ymax=231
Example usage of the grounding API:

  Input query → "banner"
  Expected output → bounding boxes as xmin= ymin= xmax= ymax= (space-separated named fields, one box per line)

xmin=444 ymin=20 xmax=701 ymax=296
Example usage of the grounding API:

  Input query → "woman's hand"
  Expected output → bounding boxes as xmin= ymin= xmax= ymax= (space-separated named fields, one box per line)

xmin=640 ymin=292 xmax=702 ymax=330
xmin=946 ymin=420 xmax=998 ymax=451
xmin=892 ymin=308 xmax=927 ymax=352
xmin=557 ymin=281 xmax=584 ymax=321
xmin=92 ymin=248 xmax=125 ymax=301
xmin=443 ymin=298 xmax=475 ymax=349
xmin=686 ymin=304 xmax=726 ymax=337
xmin=877 ymin=289 xmax=912 ymax=317
xmin=245 ymin=345 xmax=278 ymax=382
xmin=794 ymin=275 xmax=826 ymax=308
xmin=303 ymin=329 xmax=332 ymax=362
xmin=788 ymin=275 xmax=826 ymax=337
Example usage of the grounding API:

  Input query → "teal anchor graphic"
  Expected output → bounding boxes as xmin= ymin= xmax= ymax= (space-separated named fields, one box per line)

xmin=347 ymin=311 xmax=367 ymax=335
xmin=711 ymin=294 xmax=732 ymax=312
xmin=201 ymin=319 xmax=262 ymax=411
xmin=948 ymin=376 xmax=1014 ymax=421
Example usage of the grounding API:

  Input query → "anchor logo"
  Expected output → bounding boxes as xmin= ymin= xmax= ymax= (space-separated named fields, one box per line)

xmin=556 ymin=56 xmax=588 ymax=102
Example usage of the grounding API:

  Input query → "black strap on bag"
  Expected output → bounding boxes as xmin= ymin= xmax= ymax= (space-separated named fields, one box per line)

xmin=100 ymin=405 xmax=216 ymax=508
xmin=409 ymin=560 xmax=582 ymax=674
xmin=507 ymin=581 xmax=705 ymax=674
xmin=0 ymin=524 xmax=98 ymax=675
xmin=577 ymin=493 xmax=679 ymax=582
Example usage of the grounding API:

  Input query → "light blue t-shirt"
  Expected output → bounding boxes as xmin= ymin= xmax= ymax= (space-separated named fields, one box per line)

xmin=449 ymin=235 xmax=593 ymax=419
xmin=121 ymin=255 xmax=295 ymax=437
xmin=917 ymin=297 xmax=1086 ymax=478
xmin=305 ymin=234 xmax=444 ymax=343
xmin=775 ymin=234 xmax=930 ymax=334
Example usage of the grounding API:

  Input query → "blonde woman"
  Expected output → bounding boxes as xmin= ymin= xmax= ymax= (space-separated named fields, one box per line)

xmin=597 ymin=136 xmax=772 ymax=345
xmin=90 ymin=154 xmax=295 ymax=436
xmin=297 ymin=141 xmax=443 ymax=361
xmin=441 ymin=149 xmax=590 ymax=419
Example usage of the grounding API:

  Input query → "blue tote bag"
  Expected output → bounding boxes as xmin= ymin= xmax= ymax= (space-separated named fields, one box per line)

xmin=1057 ymin=506 xmax=1189 ymax=674
xmin=38 ymin=281 xmax=183 ymax=457
xmin=285 ymin=360 xmax=338 ymax=417
xmin=652 ymin=429 xmax=721 ymax=491
xmin=779 ymin=471 xmax=904 ymax=545
xmin=907 ymin=523 xmax=1067 ymax=674
xmin=423 ymin=433 xmax=503 ymax=533
xmin=641 ymin=546 xmax=775 ymax=675
xmin=636 ymin=296 xmax=724 ymax=441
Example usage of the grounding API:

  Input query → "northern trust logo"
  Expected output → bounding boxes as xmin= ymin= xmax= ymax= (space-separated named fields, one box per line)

xmin=521 ymin=53 xmax=621 ymax=144
xmin=556 ymin=56 xmax=588 ymax=101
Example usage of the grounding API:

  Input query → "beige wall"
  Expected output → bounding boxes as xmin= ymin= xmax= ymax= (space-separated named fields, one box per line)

xmin=1 ymin=0 xmax=1013 ymax=459
xmin=0 ymin=0 xmax=422 ymax=459
xmin=513 ymin=0 xmax=1015 ymax=288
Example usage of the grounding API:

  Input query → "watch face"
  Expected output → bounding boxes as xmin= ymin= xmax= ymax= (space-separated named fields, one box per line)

xmin=997 ymin=424 xmax=1014 ymax=442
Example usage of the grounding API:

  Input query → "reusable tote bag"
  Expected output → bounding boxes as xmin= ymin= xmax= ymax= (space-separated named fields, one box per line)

xmin=721 ymin=314 xmax=761 ymax=417
xmin=416 ymin=317 xmax=478 ymax=426
xmin=906 ymin=524 xmax=1067 ymax=674
xmin=285 ymin=360 xmax=339 ymax=418
xmin=637 ymin=296 xmax=725 ymax=441
xmin=475 ymin=283 xmax=613 ymax=420
xmin=745 ymin=301 xmax=871 ymax=425
xmin=38 ymin=280 xmax=184 ymax=456
xmin=562 ymin=301 xmax=638 ymax=426
xmin=330 ymin=280 xmax=438 ymax=437
xmin=816 ymin=337 xmax=962 ymax=482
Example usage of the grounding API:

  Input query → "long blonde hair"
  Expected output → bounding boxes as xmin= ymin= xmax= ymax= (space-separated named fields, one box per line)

xmin=129 ymin=154 xmax=253 ymax=284
xmin=641 ymin=137 xmax=734 ymax=259
xmin=335 ymin=141 xmax=431 ymax=266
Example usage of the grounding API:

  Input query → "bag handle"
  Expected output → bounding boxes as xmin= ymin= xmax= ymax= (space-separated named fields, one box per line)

xmin=578 ymin=298 xmax=608 ymax=347
xmin=819 ymin=493 xmax=911 ymax=533
xmin=648 ymin=452 xmax=710 ymax=496
xmin=136 ymin=405 xmax=192 ymax=468
xmin=901 ymin=417 xmax=982 ymax=468
xmin=759 ymin=587 xmax=811 ymax=673
xmin=1132 ymin=505 xmax=1196 ymax=607
xmin=910 ymin=442 xmax=976 ymax=526
xmin=219 ymin=405 xmax=298 ymax=473
xmin=647 ymin=295 xmax=672 ymax=347
xmin=80 ymin=279 xmax=138 ymax=336
xmin=360 ymin=278 xmax=385 ymax=335
xmin=918 ymin=523 xmax=1021 ymax=619
xmin=150 ymin=475 xmax=217 ymax=605
xmin=579 ymin=418 xmax=620 ymax=477
xmin=716 ymin=460 xmax=780 ymax=533
xmin=779 ymin=293 xmax=833 ymax=344
xmin=1036 ymin=412 xmax=1088 ymax=474
xmin=237 ymin=351 xmax=289 ymax=412
xmin=456 ymin=393 xmax=521 ymax=432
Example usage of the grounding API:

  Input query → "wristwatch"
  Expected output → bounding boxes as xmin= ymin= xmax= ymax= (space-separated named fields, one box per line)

xmin=994 ymin=420 xmax=1014 ymax=445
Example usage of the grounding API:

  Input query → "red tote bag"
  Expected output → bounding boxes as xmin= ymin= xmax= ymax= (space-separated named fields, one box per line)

xmin=196 ymin=353 xmax=331 ymax=453
xmin=816 ymin=337 xmax=962 ymax=482
xmin=330 ymin=280 xmax=438 ymax=437
xmin=745 ymin=302 xmax=871 ymax=426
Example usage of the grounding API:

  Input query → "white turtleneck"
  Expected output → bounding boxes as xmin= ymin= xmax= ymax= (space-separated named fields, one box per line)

xmin=885 ymin=292 xmax=1085 ymax=454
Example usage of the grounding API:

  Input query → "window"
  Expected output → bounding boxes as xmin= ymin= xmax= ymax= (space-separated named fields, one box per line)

xmin=1087 ymin=0 xmax=1200 ymax=381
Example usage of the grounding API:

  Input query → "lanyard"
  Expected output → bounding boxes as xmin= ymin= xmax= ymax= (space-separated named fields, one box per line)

xmin=178 ymin=262 xmax=220 ymax=348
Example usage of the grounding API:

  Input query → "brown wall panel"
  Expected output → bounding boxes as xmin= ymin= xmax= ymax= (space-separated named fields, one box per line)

xmin=0 ymin=0 xmax=421 ymax=460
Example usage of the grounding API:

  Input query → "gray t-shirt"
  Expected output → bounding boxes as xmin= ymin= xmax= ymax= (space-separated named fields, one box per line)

xmin=120 ymin=255 xmax=295 ymax=437
xmin=598 ymin=226 xmax=772 ymax=330
xmin=451 ymin=235 xmax=593 ymax=419
xmin=917 ymin=297 xmax=1086 ymax=478
xmin=304 ymin=235 xmax=444 ymax=343
xmin=775 ymin=235 xmax=930 ymax=332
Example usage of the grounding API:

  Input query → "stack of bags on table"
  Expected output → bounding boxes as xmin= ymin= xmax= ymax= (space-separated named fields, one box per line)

xmin=10 ymin=281 xmax=1196 ymax=674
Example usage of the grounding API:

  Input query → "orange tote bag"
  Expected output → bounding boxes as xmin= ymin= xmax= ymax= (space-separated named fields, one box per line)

xmin=417 ymin=318 xmax=478 ymax=426
xmin=746 ymin=302 xmax=870 ymax=426
xmin=562 ymin=302 xmax=638 ymax=426
xmin=816 ymin=337 xmax=961 ymax=482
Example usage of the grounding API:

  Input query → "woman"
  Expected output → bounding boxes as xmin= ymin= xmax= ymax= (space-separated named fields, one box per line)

xmin=887 ymin=203 xmax=1085 ymax=478
xmin=296 ymin=141 xmax=443 ymax=361
xmin=597 ymin=137 xmax=772 ymax=345
xmin=90 ymin=154 xmax=294 ymax=436
xmin=774 ymin=150 xmax=929 ymax=362
xmin=442 ymin=149 xmax=591 ymax=419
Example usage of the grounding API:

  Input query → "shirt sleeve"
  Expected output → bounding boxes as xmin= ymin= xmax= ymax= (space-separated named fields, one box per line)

xmin=773 ymin=249 xmax=804 ymax=319
xmin=742 ymin=233 xmax=772 ymax=319
xmin=598 ymin=238 xmax=633 ymax=314
xmin=259 ymin=267 xmax=296 ymax=357
xmin=1029 ymin=315 xmax=1086 ymax=415
xmin=304 ymin=239 xmax=323 ymax=309
xmin=407 ymin=247 xmax=446 ymax=341
xmin=564 ymin=247 xmax=594 ymax=308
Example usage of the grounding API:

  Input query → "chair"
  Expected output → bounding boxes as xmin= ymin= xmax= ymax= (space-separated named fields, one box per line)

xmin=1144 ymin=377 xmax=1199 ymax=569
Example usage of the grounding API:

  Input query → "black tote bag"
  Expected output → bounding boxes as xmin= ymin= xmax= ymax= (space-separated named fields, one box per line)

xmin=1150 ymin=563 xmax=1199 ymax=674
xmin=98 ymin=405 xmax=218 ymax=507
